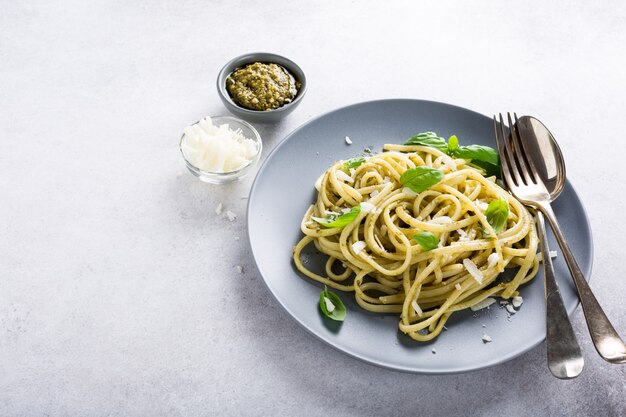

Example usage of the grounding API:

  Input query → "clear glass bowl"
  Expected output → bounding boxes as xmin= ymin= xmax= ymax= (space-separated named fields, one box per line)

xmin=179 ymin=115 xmax=262 ymax=184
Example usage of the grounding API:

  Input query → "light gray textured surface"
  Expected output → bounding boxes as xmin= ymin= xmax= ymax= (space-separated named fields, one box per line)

xmin=1 ymin=1 xmax=625 ymax=416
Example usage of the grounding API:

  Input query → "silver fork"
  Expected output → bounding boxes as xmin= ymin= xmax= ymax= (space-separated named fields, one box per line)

xmin=494 ymin=113 xmax=626 ymax=367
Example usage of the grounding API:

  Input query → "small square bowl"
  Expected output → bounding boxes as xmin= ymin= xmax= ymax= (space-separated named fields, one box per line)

xmin=179 ymin=115 xmax=262 ymax=184
xmin=217 ymin=52 xmax=307 ymax=123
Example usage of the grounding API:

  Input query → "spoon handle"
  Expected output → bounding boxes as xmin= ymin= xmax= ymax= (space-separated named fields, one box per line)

xmin=538 ymin=201 xmax=626 ymax=364
xmin=535 ymin=211 xmax=583 ymax=378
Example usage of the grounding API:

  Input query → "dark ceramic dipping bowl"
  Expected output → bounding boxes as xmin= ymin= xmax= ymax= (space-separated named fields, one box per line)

xmin=217 ymin=52 xmax=307 ymax=123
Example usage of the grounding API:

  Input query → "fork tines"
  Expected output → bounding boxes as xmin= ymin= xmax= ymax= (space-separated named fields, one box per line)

xmin=493 ymin=112 xmax=538 ymax=188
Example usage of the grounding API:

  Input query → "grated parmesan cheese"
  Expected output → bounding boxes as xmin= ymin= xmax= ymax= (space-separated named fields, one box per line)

xmin=455 ymin=283 xmax=462 ymax=291
xmin=360 ymin=202 xmax=376 ymax=214
xmin=463 ymin=258 xmax=483 ymax=284
xmin=181 ymin=116 xmax=258 ymax=173
xmin=323 ymin=296 xmax=335 ymax=312
xmin=345 ymin=136 xmax=352 ymax=145
xmin=215 ymin=203 xmax=223 ymax=215
xmin=487 ymin=252 xmax=501 ymax=268
xmin=335 ymin=170 xmax=354 ymax=183
xmin=402 ymin=187 xmax=418 ymax=197
xmin=431 ymin=216 xmax=453 ymax=225
xmin=351 ymin=241 xmax=367 ymax=254
xmin=470 ymin=297 xmax=496 ymax=311
xmin=536 ymin=251 xmax=558 ymax=262
xmin=369 ymin=190 xmax=379 ymax=198
xmin=226 ymin=211 xmax=237 ymax=222
xmin=482 ymin=334 xmax=492 ymax=343
xmin=505 ymin=304 xmax=516 ymax=314
xmin=512 ymin=296 xmax=523 ymax=308
xmin=440 ymin=155 xmax=457 ymax=171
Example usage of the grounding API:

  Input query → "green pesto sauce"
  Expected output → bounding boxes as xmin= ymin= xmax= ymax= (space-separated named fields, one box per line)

xmin=226 ymin=62 xmax=300 ymax=111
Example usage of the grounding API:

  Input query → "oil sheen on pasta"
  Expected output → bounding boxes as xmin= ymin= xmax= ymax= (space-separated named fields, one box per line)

xmin=293 ymin=143 xmax=539 ymax=342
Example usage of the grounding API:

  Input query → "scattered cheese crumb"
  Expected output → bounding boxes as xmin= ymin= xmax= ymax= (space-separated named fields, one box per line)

xmin=236 ymin=265 xmax=244 ymax=274
xmin=476 ymin=200 xmax=489 ymax=211
xmin=402 ymin=187 xmax=419 ymax=197
xmin=411 ymin=299 xmax=424 ymax=317
xmin=349 ymin=168 xmax=356 ymax=176
xmin=360 ymin=202 xmax=376 ymax=214
xmin=430 ymin=216 xmax=453 ymax=225
xmin=505 ymin=304 xmax=516 ymax=314
xmin=345 ymin=136 xmax=352 ymax=145
xmin=537 ymin=251 xmax=558 ymax=262
xmin=454 ymin=283 xmax=462 ymax=291
xmin=440 ymin=155 xmax=457 ymax=171
xmin=431 ymin=348 xmax=437 ymax=354
xmin=463 ymin=259 xmax=483 ymax=284
xmin=336 ymin=170 xmax=354 ymax=183
xmin=369 ymin=190 xmax=379 ymax=198
xmin=215 ymin=203 xmax=223 ymax=215
xmin=482 ymin=334 xmax=492 ymax=343
xmin=351 ymin=241 xmax=367 ymax=254
xmin=234 ymin=236 xmax=240 ymax=241
xmin=482 ymin=324 xmax=486 ymax=328
xmin=470 ymin=297 xmax=496 ymax=311
xmin=226 ymin=211 xmax=237 ymax=222
xmin=323 ymin=296 xmax=336 ymax=312
xmin=512 ymin=296 xmax=523 ymax=308
xmin=487 ymin=252 xmax=501 ymax=268
xmin=500 ymin=300 xmax=509 ymax=306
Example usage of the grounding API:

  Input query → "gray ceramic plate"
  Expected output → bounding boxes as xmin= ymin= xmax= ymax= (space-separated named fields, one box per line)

xmin=247 ymin=99 xmax=593 ymax=373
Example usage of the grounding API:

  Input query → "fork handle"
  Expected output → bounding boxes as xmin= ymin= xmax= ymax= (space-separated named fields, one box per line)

xmin=536 ymin=211 xmax=584 ymax=378
xmin=537 ymin=201 xmax=626 ymax=364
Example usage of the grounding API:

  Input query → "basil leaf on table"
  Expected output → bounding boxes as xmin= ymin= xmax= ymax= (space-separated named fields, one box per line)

xmin=413 ymin=232 xmax=439 ymax=251
xmin=312 ymin=206 xmax=361 ymax=228
xmin=399 ymin=167 xmax=444 ymax=193
xmin=484 ymin=199 xmax=509 ymax=233
xmin=404 ymin=132 xmax=449 ymax=152
xmin=344 ymin=157 xmax=366 ymax=171
xmin=319 ymin=286 xmax=346 ymax=321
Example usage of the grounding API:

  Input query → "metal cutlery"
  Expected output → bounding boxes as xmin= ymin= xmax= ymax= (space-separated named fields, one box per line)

xmin=493 ymin=113 xmax=626 ymax=366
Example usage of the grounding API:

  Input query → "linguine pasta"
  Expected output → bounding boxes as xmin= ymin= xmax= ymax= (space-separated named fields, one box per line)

xmin=293 ymin=143 xmax=539 ymax=341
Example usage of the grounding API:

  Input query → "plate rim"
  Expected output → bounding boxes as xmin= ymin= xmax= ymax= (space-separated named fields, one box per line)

xmin=247 ymin=98 xmax=594 ymax=374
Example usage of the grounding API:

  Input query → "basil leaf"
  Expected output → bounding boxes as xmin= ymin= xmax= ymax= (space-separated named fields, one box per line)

xmin=399 ymin=167 xmax=444 ymax=193
xmin=319 ymin=286 xmax=346 ymax=321
xmin=413 ymin=232 xmax=439 ymax=251
xmin=344 ymin=157 xmax=366 ymax=171
xmin=312 ymin=206 xmax=361 ymax=228
xmin=449 ymin=145 xmax=501 ymax=177
xmin=404 ymin=132 xmax=449 ymax=152
xmin=484 ymin=199 xmax=509 ymax=233
xmin=448 ymin=135 xmax=459 ymax=151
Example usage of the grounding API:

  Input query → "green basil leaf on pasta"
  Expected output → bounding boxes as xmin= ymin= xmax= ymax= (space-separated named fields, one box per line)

xmin=404 ymin=132 xmax=449 ymax=152
xmin=312 ymin=206 xmax=361 ymax=228
xmin=319 ymin=286 xmax=346 ymax=321
xmin=344 ymin=157 xmax=366 ymax=171
xmin=413 ymin=232 xmax=439 ymax=251
xmin=399 ymin=167 xmax=444 ymax=193
xmin=448 ymin=135 xmax=459 ymax=151
xmin=485 ymin=199 xmax=509 ymax=233
xmin=449 ymin=144 xmax=500 ymax=177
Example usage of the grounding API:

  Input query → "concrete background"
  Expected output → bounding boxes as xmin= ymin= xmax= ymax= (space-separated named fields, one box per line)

xmin=1 ymin=1 xmax=625 ymax=415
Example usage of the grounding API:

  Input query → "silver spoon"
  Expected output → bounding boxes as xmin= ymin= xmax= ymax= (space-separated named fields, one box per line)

xmin=515 ymin=116 xmax=583 ymax=378
xmin=516 ymin=116 xmax=626 ymax=365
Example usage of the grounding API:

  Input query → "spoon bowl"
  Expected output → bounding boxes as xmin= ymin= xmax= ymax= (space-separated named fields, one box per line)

xmin=515 ymin=116 xmax=566 ymax=201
